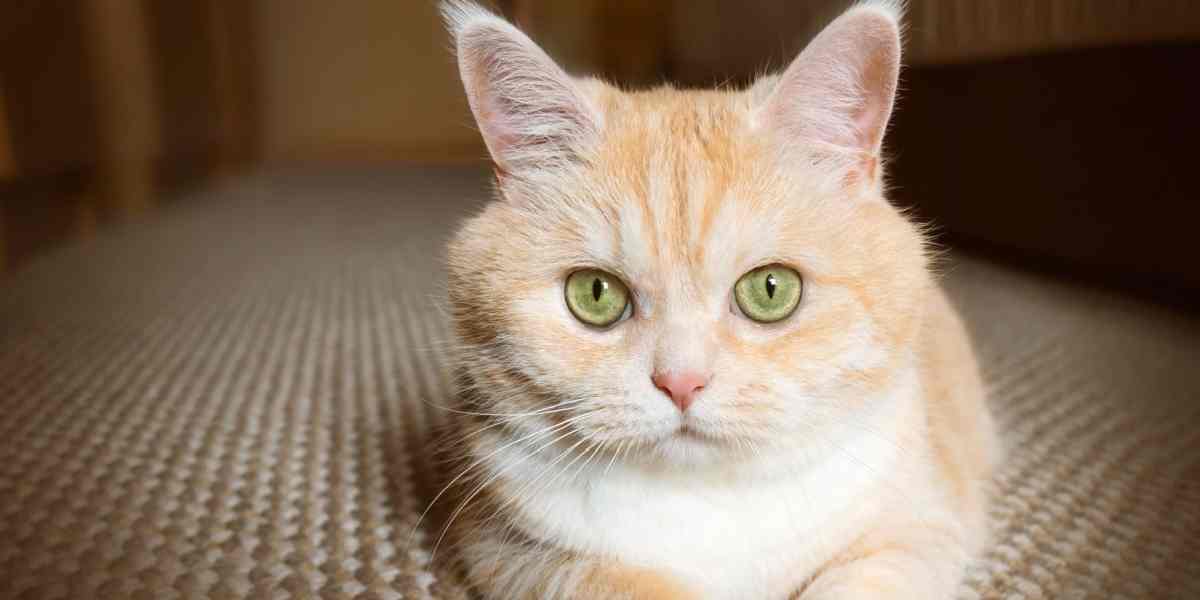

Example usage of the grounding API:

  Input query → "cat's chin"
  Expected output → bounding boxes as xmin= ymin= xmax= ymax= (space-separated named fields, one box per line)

xmin=639 ymin=425 xmax=749 ymax=467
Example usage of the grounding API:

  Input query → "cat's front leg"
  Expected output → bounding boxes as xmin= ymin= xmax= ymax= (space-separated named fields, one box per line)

xmin=795 ymin=528 xmax=971 ymax=600
xmin=478 ymin=560 xmax=699 ymax=600
xmin=575 ymin=562 xmax=703 ymax=600
xmin=460 ymin=536 xmax=700 ymax=600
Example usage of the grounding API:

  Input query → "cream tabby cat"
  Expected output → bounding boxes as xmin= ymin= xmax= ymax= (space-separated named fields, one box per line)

xmin=437 ymin=2 xmax=996 ymax=598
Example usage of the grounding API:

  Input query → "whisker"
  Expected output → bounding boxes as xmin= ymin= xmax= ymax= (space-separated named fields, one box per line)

xmin=430 ymin=415 xmax=593 ymax=560
xmin=427 ymin=396 xmax=592 ymax=419
xmin=408 ymin=414 xmax=582 ymax=552
xmin=603 ymin=438 xmax=627 ymax=477
xmin=483 ymin=435 xmax=599 ymax=575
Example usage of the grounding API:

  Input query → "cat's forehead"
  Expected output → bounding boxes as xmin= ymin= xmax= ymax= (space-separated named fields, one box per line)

xmin=597 ymin=87 xmax=755 ymax=169
xmin=574 ymin=88 xmax=785 ymax=295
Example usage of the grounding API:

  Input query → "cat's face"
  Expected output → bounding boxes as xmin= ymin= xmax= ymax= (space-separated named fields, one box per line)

xmin=445 ymin=2 xmax=926 ymax=467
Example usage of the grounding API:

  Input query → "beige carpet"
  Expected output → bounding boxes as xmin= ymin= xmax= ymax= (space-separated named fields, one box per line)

xmin=1 ymin=168 xmax=1197 ymax=599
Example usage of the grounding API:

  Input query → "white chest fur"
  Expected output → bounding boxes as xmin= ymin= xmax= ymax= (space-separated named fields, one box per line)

xmin=493 ymin=375 xmax=927 ymax=600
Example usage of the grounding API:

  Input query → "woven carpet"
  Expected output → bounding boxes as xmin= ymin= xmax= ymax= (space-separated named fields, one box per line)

xmin=1 ymin=167 xmax=1197 ymax=599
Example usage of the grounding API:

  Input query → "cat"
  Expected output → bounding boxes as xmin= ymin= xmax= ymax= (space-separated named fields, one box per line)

xmin=435 ymin=1 xmax=996 ymax=598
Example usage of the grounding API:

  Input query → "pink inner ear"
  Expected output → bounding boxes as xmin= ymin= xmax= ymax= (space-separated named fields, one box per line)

xmin=482 ymin=89 xmax=595 ymax=164
xmin=761 ymin=7 xmax=900 ymax=158
xmin=456 ymin=20 xmax=600 ymax=171
xmin=851 ymin=27 xmax=900 ymax=152
xmin=854 ymin=103 xmax=886 ymax=150
xmin=474 ymin=92 xmax=520 ymax=159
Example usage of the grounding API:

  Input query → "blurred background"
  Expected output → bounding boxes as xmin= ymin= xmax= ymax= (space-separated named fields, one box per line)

xmin=1 ymin=0 xmax=1198 ymax=305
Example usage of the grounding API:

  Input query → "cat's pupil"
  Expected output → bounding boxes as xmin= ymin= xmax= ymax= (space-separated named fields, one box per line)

xmin=592 ymin=278 xmax=604 ymax=301
xmin=765 ymin=273 xmax=777 ymax=299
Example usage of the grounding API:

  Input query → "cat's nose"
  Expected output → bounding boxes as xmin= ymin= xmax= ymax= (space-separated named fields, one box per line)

xmin=652 ymin=371 xmax=710 ymax=412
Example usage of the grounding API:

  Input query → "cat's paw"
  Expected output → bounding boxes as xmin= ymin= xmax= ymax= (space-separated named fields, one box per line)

xmin=581 ymin=565 xmax=701 ymax=600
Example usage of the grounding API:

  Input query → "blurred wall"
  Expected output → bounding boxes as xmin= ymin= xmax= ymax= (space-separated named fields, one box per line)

xmin=250 ymin=0 xmax=664 ymax=163
xmin=0 ymin=89 xmax=14 ymax=180
xmin=254 ymin=0 xmax=484 ymax=162
xmin=666 ymin=0 xmax=1200 ymax=83
xmin=0 ymin=0 xmax=258 ymax=274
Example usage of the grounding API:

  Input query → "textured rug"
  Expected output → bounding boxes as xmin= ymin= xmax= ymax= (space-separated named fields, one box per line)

xmin=1 ymin=167 xmax=1197 ymax=599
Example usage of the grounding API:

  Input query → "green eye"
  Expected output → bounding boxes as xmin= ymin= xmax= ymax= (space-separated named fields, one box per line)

xmin=734 ymin=264 xmax=802 ymax=323
xmin=565 ymin=269 xmax=630 ymax=327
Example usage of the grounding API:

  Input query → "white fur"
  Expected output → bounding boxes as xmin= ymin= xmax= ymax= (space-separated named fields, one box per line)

xmin=487 ymin=367 xmax=933 ymax=599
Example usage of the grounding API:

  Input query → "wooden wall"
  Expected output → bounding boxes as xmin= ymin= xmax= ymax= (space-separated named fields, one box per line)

xmin=254 ymin=0 xmax=483 ymax=163
xmin=248 ymin=0 xmax=664 ymax=163
xmin=0 ymin=0 xmax=258 ymax=274
xmin=664 ymin=0 xmax=1200 ymax=84
xmin=0 ymin=87 xmax=11 ymax=271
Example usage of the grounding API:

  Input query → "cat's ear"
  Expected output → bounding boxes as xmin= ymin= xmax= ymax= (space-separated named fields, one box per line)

xmin=443 ymin=2 xmax=602 ymax=174
xmin=757 ymin=2 xmax=901 ymax=173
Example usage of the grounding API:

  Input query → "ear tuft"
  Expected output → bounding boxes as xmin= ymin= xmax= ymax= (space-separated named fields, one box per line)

xmin=442 ymin=1 xmax=602 ymax=173
xmin=758 ymin=1 xmax=903 ymax=167
xmin=440 ymin=1 xmax=504 ymax=46
xmin=850 ymin=0 xmax=905 ymax=28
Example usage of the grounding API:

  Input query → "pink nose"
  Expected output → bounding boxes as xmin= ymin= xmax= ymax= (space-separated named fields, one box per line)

xmin=652 ymin=371 xmax=710 ymax=412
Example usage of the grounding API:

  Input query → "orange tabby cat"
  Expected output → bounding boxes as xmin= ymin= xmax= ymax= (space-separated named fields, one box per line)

xmin=437 ymin=2 xmax=996 ymax=598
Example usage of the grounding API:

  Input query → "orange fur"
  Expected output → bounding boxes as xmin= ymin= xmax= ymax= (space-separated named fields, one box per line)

xmin=579 ymin=564 xmax=701 ymax=600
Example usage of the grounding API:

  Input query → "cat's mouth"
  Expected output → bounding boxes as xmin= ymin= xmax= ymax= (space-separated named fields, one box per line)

xmin=638 ymin=421 xmax=744 ymax=465
xmin=673 ymin=422 xmax=725 ymax=445
xmin=616 ymin=417 xmax=740 ymax=458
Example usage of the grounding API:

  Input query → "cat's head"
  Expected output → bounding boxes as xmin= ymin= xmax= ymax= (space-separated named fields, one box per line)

xmin=444 ymin=1 xmax=930 ymax=468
